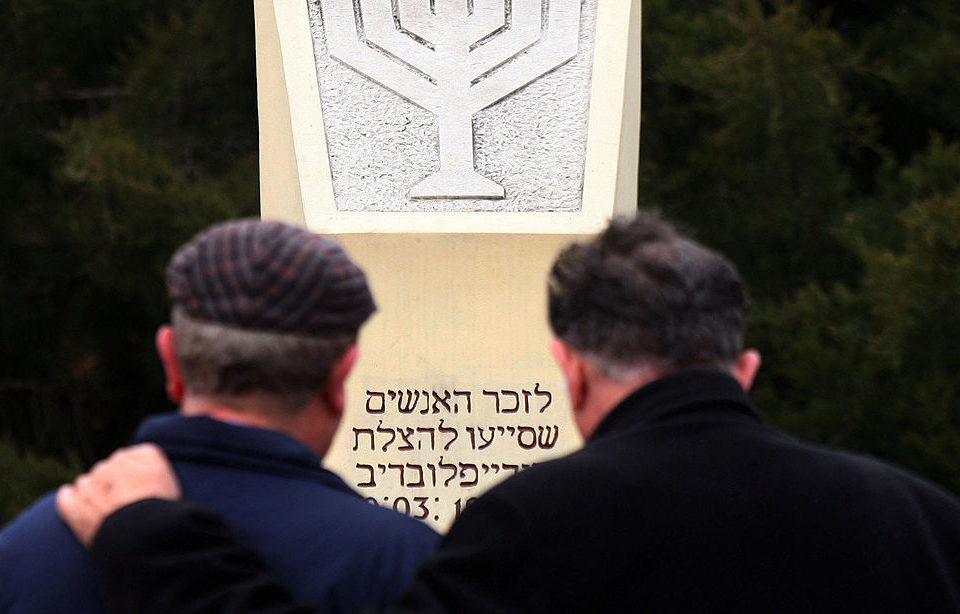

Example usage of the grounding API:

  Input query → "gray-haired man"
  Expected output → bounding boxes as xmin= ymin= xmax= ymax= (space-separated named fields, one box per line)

xmin=0 ymin=220 xmax=438 ymax=614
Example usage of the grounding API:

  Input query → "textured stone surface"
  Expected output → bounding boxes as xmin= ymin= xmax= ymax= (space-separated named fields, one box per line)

xmin=307 ymin=0 xmax=597 ymax=212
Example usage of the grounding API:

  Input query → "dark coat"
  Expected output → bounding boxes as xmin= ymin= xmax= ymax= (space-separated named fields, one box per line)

xmin=0 ymin=415 xmax=438 ymax=614
xmin=394 ymin=369 xmax=960 ymax=613
xmin=84 ymin=371 xmax=960 ymax=613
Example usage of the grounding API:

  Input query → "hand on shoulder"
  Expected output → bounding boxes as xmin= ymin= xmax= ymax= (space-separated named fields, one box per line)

xmin=56 ymin=443 xmax=181 ymax=547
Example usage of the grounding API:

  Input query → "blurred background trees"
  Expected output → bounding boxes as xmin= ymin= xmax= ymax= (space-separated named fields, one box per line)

xmin=0 ymin=0 xmax=258 ymax=514
xmin=2 ymin=0 xmax=959 ymax=522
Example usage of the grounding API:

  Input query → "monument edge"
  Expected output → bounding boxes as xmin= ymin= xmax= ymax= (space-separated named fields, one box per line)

xmin=254 ymin=0 xmax=306 ymax=226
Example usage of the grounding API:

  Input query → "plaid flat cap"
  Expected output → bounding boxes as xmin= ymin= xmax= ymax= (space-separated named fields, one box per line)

xmin=166 ymin=219 xmax=375 ymax=335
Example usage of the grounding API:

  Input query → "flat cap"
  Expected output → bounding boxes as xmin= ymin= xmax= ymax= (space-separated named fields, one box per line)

xmin=166 ymin=219 xmax=375 ymax=335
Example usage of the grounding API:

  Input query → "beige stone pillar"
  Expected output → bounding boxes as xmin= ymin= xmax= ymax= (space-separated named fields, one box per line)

xmin=255 ymin=0 xmax=640 ymax=530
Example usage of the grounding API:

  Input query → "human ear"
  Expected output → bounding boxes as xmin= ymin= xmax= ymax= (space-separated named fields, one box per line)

xmin=731 ymin=349 xmax=761 ymax=391
xmin=321 ymin=345 xmax=359 ymax=418
xmin=549 ymin=338 xmax=587 ymax=410
xmin=155 ymin=326 xmax=184 ymax=403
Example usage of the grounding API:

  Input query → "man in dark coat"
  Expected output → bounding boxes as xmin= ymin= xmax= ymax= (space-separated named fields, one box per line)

xmin=57 ymin=214 xmax=960 ymax=613
xmin=0 ymin=220 xmax=438 ymax=614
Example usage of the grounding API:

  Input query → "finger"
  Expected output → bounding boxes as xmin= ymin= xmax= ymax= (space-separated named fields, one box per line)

xmin=106 ymin=445 xmax=143 ymax=466
xmin=85 ymin=465 xmax=116 ymax=494
xmin=74 ymin=473 xmax=95 ymax=495
xmin=101 ymin=444 xmax=162 ymax=475
xmin=77 ymin=470 xmax=111 ymax=494
xmin=56 ymin=484 xmax=96 ymax=548
xmin=89 ymin=459 xmax=113 ymax=478
xmin=55 ymin=484 xmax=76 ymax=520
xmin=131 ymin=443 xmax=170 ymax=467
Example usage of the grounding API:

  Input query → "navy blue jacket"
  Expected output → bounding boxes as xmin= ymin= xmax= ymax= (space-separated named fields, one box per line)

xmin=0 ymin=414 xmax=439 ymax=614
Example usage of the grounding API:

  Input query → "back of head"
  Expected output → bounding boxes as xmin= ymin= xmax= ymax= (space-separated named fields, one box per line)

xmin=548 ymin=213 xmax=749 ymax=379
xmin=166 ymin=219 xmax=376 ymax=411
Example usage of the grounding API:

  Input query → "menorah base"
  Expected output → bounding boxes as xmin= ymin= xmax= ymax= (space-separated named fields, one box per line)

xmin=409 ymin=169 xmax=506 ymax=200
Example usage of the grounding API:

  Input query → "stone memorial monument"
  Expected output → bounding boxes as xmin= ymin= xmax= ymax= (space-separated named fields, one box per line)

xmin=254 ymin=0 xmax=640 ymax=530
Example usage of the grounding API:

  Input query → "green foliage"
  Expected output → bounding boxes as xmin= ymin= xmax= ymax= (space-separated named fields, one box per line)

xmin=642 ymin=0 xmax=861 ymax=299
xmin=0 ymin=0 xmax=190 ymax=90
xmin=0 ymin=0 xmax=258 ymax=465
xmin=753 ymin=139 xmax=960 ymax=492
xmin=853 ymin=0 xmax=960 ymax=161
xmin=117 ymin=0 xmax=257 ymax=173
xmin=0 ymin=440 xmax=80 ymax=526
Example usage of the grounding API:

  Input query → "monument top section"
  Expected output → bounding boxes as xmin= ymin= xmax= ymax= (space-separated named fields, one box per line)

xmin=258 ymin=0 xmax=640 ymax=233
xmin=316 ymin=0 xmax=584 ymax=203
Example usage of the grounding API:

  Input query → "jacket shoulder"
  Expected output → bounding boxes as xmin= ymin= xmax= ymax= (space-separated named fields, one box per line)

xmin=0 ymin=494 xmax=105 ymax=614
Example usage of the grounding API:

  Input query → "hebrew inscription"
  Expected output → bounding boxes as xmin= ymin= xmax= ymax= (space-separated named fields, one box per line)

xmin=319 ymin=0 xmax=581 ymax=199
xmin=309 ymin=0 xmax=598 ymax=212
xmin=349 ymin=383 xmax=565 ymax=526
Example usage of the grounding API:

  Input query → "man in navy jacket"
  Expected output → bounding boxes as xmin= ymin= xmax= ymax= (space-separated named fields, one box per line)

xmin=57 ymin=214 xmax=960 ymax=613
xmin=0 ymin=220 xmax=438 ymax=614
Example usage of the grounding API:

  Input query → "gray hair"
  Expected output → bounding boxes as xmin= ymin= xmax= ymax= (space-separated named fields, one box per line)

xmin=172 ymin=308 xmax=355 ymax=412
xmin=548 ymin=214 xmax=750 ymax=380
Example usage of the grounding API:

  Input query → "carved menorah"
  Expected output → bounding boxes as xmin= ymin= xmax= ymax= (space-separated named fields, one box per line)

xmin=320 ymin=0 xmax=582 ymax=199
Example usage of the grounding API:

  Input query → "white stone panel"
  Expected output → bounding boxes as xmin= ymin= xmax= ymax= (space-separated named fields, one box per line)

xmin=307 ymin=0 xmax=598 ymax=212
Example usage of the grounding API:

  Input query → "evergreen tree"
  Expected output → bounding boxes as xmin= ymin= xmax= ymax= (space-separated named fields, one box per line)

xmin=0 ymin=0 xmax=258 ymax=470
xmin=642 ymin=0 xmax=863 ymax=300
xmin=753 ymin=138 xmax=960 ymax=492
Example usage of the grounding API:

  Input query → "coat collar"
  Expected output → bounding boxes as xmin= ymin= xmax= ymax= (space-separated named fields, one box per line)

xmin=589 ymin=368 xmax=763 ymax=443
xmin=133 ymin=414 xmax=355 ymax=495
